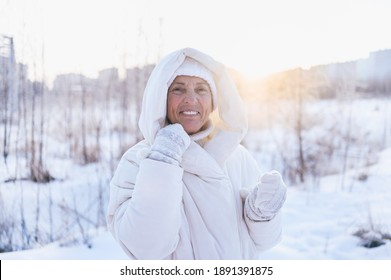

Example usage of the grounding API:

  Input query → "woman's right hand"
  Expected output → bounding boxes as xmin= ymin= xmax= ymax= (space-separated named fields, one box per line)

xmin=148 ymin=124 xmax=191 ymax=165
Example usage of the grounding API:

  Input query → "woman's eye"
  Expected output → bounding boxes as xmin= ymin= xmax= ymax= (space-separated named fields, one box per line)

xmin=171 ymin=87 xmax=185 ymax=94
xmin=196 ymin=87 xmax=209 ymax=95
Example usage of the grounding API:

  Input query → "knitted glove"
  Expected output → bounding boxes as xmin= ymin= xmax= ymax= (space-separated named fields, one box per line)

xmin=245 ymin=170 xmax=287 ymax=222
xmin=148 ymin=124 xmax=191 ymax=166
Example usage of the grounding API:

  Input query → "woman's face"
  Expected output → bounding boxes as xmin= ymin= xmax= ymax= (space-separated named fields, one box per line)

xmin=167 ymin=75 xmax=213 ymax=134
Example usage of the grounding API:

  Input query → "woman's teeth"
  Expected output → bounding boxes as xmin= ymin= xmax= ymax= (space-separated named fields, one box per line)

xmin=182 ymin=111 xmax=198 ymax=115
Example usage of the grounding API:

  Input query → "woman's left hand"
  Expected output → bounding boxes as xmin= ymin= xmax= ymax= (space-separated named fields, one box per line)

xmin=245 ymin=170 xmax=287 ymax=222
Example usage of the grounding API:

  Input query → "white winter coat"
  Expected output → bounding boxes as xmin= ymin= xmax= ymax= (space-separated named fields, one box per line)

xmin=107 ymin=48 xmax=282 ymax=260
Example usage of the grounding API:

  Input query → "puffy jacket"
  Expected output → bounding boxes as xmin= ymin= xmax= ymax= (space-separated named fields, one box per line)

xmin=107 ymin=48 xmax=282 ymax=259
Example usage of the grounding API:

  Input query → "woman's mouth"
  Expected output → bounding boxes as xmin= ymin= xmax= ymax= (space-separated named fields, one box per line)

xmin=181 ymin=111 xmax=199 ymax=116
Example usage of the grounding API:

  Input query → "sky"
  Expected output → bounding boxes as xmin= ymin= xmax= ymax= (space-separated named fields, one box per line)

xmin=1 ymin=0 xmax=391 ymax=83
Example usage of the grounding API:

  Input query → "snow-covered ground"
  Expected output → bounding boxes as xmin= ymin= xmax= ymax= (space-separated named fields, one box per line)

xmin=2 ymin=147 xmax=390 ymax=260
xmin=1 ymin=98 xmax=390 ymax=260
xmin=260 ymin=147 xmax=391 ymax=260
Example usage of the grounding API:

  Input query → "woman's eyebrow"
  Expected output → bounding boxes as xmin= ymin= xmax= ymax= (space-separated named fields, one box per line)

xmin=171 ymin=82 xmax=186 ymax=86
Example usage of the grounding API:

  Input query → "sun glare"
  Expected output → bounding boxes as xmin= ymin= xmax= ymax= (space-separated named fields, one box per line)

xmin=1 ymin=0 xmax=391 ymax=84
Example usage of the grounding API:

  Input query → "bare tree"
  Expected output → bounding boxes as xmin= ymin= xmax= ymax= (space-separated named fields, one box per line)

xmin=0 ymin=35 xmax=16 ymax=166
xmin=28 ymin=41 xmax=52 ymax=183
xmin=0 ymin=191 xmax=15 ymax=252
xmin=281 ymin=68 xmax=310 ymax=184
xmin=80 ymin=75 xmax=89 ymax=164
xmin=333 ymin=65 xmax=357 ymax=191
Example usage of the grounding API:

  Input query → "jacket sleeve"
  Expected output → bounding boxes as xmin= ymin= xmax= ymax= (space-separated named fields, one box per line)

xmin=235 ymin=145 xmax=283 ymax=252
xmin=244 ymin=211 xmax=282 ymax=251
xmin=106 ymin=148 xmax=184 ymax=259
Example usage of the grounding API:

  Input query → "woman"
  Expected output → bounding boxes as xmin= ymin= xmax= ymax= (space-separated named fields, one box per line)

xmin=107 ymin=48 xmax=287 ymax=260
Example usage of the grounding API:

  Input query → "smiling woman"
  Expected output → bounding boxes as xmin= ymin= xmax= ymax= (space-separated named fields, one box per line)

xmin=106 ymin=47 xmax=287 ymax=260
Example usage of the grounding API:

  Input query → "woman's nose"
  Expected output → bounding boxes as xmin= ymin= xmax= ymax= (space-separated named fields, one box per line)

xmin=183 ymin=90 xmax=197 ymax=103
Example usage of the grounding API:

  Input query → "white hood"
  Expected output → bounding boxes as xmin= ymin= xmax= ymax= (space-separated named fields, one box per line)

xmin=138 ymin=47 xmax=248 ymax=165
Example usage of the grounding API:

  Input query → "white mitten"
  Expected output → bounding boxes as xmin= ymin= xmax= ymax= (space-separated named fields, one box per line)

xmin=245 ymin=170 xmax=287 ymax=221
xmin=148 ymin=124 xmax=191 ymax=165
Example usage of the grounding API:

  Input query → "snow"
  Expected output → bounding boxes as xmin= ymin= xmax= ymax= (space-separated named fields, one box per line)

xmin=2 ymin=147 xmax=390 ymax=260
xmin=260 ymin=149 xmax=391 ymax=260
xmin=0 ymin=231 xmax=127 ymax=260
xmin=1 ymin=98 xmax=391 ymax=260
